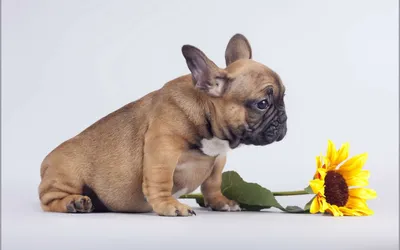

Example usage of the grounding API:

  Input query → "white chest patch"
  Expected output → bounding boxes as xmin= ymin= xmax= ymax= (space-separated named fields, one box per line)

xmin=200 ymin=137 xmax=232 ymax=157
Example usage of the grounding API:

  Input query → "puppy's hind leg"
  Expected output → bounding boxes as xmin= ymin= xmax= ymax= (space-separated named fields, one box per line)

xmin=39 ymin=164 xmax=94 ymax=213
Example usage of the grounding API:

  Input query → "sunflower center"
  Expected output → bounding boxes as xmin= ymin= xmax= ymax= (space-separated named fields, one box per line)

xmin=324 ymin=171 xmax=349 ymax=207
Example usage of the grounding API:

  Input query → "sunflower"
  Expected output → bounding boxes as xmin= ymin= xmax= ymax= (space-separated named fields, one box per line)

xmin=309 ymin=140 xmax=377 ymax=216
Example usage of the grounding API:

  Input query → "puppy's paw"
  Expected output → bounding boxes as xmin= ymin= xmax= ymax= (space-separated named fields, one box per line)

xmin=66 ymin=196 xmax=94 ymax=213
xmin=205 ymin=195 xmax=241 ymax=212
xmin=153 ymin=199 xmax=196 ymax=217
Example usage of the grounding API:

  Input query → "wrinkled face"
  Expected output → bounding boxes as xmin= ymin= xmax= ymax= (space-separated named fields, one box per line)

xmin=182 ymin=34 xmax=287 ymax=148
xmin=224 ymin=60 xmax=287 ymax=146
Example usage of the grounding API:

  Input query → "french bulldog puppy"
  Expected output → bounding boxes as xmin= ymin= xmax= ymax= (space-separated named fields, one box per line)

xmin=39 ymin=34 xmax=287 ymax=216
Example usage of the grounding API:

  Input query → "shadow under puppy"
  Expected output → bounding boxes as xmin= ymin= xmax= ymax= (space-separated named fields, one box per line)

xmin=38 ymin=34 xmax=287 ymax=216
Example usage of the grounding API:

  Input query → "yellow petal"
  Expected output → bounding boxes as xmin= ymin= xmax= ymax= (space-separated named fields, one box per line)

xmin=318 ymin=168 xmax=327 ymax=180
xmin=313 ymin=157 xmax=324 ymax=178
xmin=353 ymin=207 xmax=374 ymax=216
xmin=346 ymin=170 xmax=370 ymax=185
xmin=349 ymin=188 xmax=377 ymax=200
xmin=319 ymin=198 xmax=329 ymax=212
xmin=338 ymin=153 xmax=368 ymax=179
xmin=354 ymin=169 xmax=371 ymax=180
xmin=346 ymin=170 xmax=371 ymax=187
xmin=346 ymin=177 xmax=369 ymax=187
xmin=346 ymin=197 xmax=369 ymax=210
xmin=339 ymin=206 xmax=363 ymax=216
xmin=339 ymin=153 xmax=368 ymax=172
xmin=323 ymin=156 xmax=335 ymax=171
xmin=309 ymin=179 xmax=324 ymax=194
xmin=326 ymin=140 xmax=337 ymax=165
xmin=310 ymin=197 xmax=320 ymax=214
xmin=316 ymin=155 xmax=322 ymax=169
xmin=326 ymin=205 xmax=343 ymax=216
xmin=345 ymin=198 xmax=374 ymax=216
xmin=335 ymin=142 xmax=349 ymax=165
xmin=314 ymin=167 xmax=327 ymax=180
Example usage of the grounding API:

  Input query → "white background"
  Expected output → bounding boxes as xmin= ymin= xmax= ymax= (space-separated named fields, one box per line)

xmin=2 ymin=0 xmax=399 ymax=249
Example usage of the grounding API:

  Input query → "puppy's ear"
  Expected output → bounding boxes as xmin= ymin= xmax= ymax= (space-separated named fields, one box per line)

xmin=182 ymin=45 xmax=227 ymax=97
xmin=225 ymin=33 xmax=252 ymax=66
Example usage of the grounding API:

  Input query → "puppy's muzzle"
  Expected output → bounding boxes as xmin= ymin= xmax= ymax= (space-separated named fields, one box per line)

xmin=243 ymin=106 xmax=287 ymax=146
xmin=275 ymin=110 xmax=287 ymax=142
xmin=262 ymin=108 xmax=287 ymax=143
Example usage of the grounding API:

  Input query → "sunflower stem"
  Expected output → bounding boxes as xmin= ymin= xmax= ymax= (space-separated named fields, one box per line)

xmin=179 ymin=193 xmax=204 ymax=199
xmin=271 ymin=190 xmax=310 ymax=196
xmin=179 ymin=190 xmax=310 ymax=200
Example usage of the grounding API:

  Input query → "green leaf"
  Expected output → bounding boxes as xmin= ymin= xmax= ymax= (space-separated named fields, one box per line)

xmin=285 ymin=206 xmax=305 ymax=213
xmin=304 ymin=185 xmax=314 ymax=194
xmin=195 ymin=197 xmax=206 ymax=208
xmin=238 ymin=204 xmax=269 ymax=211
xmin=220 ymin=171 xmax=305 ymax=213
xmin=303 ymin=195 xmax=315 ymax=212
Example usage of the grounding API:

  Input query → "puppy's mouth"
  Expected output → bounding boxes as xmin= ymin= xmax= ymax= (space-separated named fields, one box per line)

xmin=241 ymin=106 xmax=287 ymax=146
xmin=206 ymin=104 xmax=287 ymax=149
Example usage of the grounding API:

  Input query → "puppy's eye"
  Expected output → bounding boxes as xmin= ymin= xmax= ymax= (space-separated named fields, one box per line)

xmin=257 ymin=99 xmax=268 ymax=110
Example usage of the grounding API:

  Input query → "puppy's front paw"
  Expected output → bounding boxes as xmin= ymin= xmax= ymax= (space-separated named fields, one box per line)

xmin=66 ymin=196 xmax=94 ymax=213
xmin=153 ymin=199 xmax=196 ymax=217
xmin=205 ymin=195 xmax=241 ymax=212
